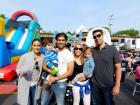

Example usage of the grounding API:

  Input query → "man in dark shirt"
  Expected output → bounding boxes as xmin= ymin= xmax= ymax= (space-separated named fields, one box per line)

xmin=90 ymin=29 xmax=122 ymax=105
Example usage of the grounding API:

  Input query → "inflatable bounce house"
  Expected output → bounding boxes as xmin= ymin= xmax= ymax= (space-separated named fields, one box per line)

xmin=0 ymin=10 xmax=40 ymax=81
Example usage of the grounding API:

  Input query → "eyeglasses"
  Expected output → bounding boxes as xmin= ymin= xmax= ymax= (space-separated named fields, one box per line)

xmin=74 ymin=47 xmax=83 ymax=51
xmin=93 ymin=34 xmax=102 ymax=39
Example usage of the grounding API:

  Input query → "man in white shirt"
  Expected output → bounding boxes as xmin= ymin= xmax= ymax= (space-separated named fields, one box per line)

xmin=42 ymin=32 xmax=74 ymax=105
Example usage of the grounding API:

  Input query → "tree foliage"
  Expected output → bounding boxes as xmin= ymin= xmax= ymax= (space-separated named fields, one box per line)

xmin=0 ymin=13 xmax=5 ymax=19
xmin=114 ymin=29 xmax=139 ymax=37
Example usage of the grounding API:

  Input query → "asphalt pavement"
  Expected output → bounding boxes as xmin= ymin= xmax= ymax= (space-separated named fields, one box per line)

xmin=0 ymin=75 xmax=140 ymax=105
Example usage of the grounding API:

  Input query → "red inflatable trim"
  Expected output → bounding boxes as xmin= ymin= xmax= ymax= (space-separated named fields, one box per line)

xmin=0 ymin=63 xmax=17 ymax=81
xmin=11 ymin=10 xmax=37 ymax=21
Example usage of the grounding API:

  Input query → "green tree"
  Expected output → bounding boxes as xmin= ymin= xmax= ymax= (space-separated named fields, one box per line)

xmin=114 ymin=29 xmax=139 ymax=37
xmin=0 ymin=13 xmax=5 ymax=19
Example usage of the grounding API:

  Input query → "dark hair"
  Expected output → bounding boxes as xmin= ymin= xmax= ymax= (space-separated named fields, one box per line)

xmin=55 ymin=32 xmax=68 ymax=40
xmin=84 ymin=47 xmax=93 ymax=54
xmin=43 ymin=39 xmax=53 ymax=47
xmin=92 ymin=29 xmax=103 ymax=35
xmin=32 ymin=39 xmax=41 ymax=45
xmin=128 ymin=53 xmax=132 ymax=57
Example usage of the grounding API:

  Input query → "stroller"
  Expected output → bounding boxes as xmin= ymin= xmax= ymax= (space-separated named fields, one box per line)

xmin=121 ymin=60 xmax=128 ymax=82
xmin=65 ymin=83 xmax=73 ymax=105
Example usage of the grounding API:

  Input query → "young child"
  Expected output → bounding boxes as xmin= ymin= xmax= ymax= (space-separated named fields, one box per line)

xmin=39 ymin=39 xmax=59 ymax=86
xmin=72 ymin=47 xmax=95 ymax=83
xmin=72 ymin=47 xmax=95 ymax=105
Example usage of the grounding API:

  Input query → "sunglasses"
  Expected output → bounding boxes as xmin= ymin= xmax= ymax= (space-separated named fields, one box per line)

xmin=93 ymin=34 xmax=102 ymax=39
xmin=57 ymin=39 xmax=66 ymax=42
xmin=35 ymin=61 xmax=39 ymax=70
xmin=74 ymin=47 xmax=83 ymax=51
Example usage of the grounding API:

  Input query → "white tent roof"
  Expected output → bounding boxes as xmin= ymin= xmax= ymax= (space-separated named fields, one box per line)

xmin=86 ymin=27 xmax=112 ymax=47
xmin=75 ymin=25 xmax=88 ymax=34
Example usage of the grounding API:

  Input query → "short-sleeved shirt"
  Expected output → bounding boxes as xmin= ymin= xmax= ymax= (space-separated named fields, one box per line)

xmin=90 ymin=44 xmax=121 ymax=87
xmin=57 ymin=48 xmax=74 ymax=82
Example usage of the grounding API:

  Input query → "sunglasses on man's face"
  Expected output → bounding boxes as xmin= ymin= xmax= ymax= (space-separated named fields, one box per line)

xmin=93 ymin=34 xmax=102 ymax=39
xmin=74 ymin=47 xmax=83 ymax=51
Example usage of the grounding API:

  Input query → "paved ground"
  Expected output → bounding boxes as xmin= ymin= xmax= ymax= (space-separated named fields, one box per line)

xmin=0 ymin=75 xmax=140 ymax=105
xmin=114 ymin=77 xmax=140 ymax=105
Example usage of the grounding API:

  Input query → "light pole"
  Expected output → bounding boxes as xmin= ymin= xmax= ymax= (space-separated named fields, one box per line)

xmin=108 ymin=14 xmax=114 ymax=35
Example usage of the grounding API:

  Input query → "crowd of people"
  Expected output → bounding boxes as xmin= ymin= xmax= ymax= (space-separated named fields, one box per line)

xmin=16 ymin=28 xmax=123 ymax=105
xmin=119 ymin=50 xmax=140 ymax=82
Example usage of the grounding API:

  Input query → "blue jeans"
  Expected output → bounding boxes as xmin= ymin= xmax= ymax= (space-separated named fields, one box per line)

xmin=41 ymin=81 xmax=67 ymax=105
xmin=41 ymin=87 xmax=53 ymax=105
xmin=28 ymin=85 xmax=36 ymax=105
xmin=90 ymin=82 xmax=114 ymax=105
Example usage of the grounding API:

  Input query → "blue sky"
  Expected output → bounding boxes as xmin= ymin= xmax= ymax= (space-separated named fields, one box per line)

xmin=0 ymin=0 xmax=140 ymax=33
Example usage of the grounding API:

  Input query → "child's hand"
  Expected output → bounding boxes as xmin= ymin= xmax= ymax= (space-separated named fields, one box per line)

xmin=50 ymin=67 xmax=59 ymax=75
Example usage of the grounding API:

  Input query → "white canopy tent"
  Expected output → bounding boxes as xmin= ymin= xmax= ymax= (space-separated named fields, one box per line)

xmin=86 ymin=27 xmax=112 ymax=47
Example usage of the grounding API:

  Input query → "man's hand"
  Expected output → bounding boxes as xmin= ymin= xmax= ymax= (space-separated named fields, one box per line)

xmin=112 ymin=63 xmax=121 ymax=96
xmin=112 ymin=85 xmax=120 ymax=96
xmin=47 ymin=75 xmax=57 ymax=84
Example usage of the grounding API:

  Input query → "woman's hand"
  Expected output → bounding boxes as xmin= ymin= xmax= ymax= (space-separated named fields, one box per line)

xmin=78 ymin=76 xmax=86 ymax=82
xmin=77 ymin=74 xmax=86 ymax=82
xmin=18 ymin=71 xmax=26 ymax=78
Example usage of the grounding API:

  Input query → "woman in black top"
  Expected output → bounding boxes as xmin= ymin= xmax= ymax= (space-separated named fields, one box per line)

xmin=68 ymin=43 xmax=84 ymax=81
xmin=69 ymin=43 xmax=90 ymax=105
